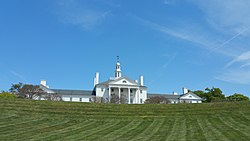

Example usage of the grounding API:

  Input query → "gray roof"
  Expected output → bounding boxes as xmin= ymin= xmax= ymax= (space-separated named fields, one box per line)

xmin=51 ymin=89 xmax=95 ymax=96
xmin=97 ymin=80 xmax=114 ymax=86
xmin=148 ymin=92 xmax=202 ymax=100
xmin=148 ymin=93 xmax=182 ymax=99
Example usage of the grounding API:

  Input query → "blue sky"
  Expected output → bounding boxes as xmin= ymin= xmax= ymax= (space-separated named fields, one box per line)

xmin=1 ymin=0 xmax=250 ymax=96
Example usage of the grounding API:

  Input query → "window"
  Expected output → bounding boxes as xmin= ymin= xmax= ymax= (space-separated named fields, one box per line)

xmin=70 ymin=97 xmax=72 ymax=101
xmin=140 ymin=90 xmax=142 ymax=93
xmin=80 ymin=98 xmax=82 ymax=102
xmin=140 ymin=99 xmax=143 ymax=104
xmin=123 ymin=80 xmax=127 ymax=83
xmin=101 ymin=88 xmax=104 ymax=92
xmin=111 ymin=88 xmax=114 ymax=92
xmin=121 ymin=89 xmax=123 ymax=92
xmin=189 ymin=96 xmax=192 ymax=98
xmin=130 ymin=89 xmax=133 ymax=93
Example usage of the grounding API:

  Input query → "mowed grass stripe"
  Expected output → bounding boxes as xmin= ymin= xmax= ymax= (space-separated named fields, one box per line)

xmin=218 ymin=116 xmax=250 ymax=139
xmin=77 ymin=120 xmax=122 ymax=141
xmin=236 ymin=112 xmax=250 ymax=124
xmin=103 ymin=120 xmax=143 ymax=141
xmin=165 ymin=117 xmax=187 ymax=141
xmin=118 ymin=120 xmax=153 ymax=141
xmin=207 ymin=116 xmax=236 ymax=140
xmin=1 ymin=99 xmax=250 ymax=140
xmin=0 ymin=116 xmax=25 ymax=127
xmin=185 ymin=117 xmax=207 ymax=141
xmin=142 ymin=119 xmax=165 ymax=141
xmin=100 ymin=120 xmax=139 ymax=140
xmin=202 ymin=118 xmax=228 ymax=141
xmin=226 ymin=116 xmax=250 ymax=137
xmin=130 ymin=119 xmax=164 ymax=141
xmin=0 ymin=118 xmax=47 ymax=134
xmin=30 ymin=120 xmax=93 ymax=141
xmin=196 ymin=118 xmax=211 ymax=141
xmin=83 ymin=120 xmax=132 ymax=141
xmin=2 ymin=119 xmax=70 ymax=141
xmin=58 ymin=120 xmax=120 ymax=140
xmin=148 ymin=118 xmax=176 ymax=141
xmin=112 ymin=120 xmax=145 ymax=141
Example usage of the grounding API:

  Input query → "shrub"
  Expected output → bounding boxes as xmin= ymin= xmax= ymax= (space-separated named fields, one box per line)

xmin=0 ymin=91 xmax=16 ymax=99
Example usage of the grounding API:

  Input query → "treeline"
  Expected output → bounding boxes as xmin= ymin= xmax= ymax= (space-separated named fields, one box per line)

xmin=0 ymin=83 xmax=62 ymax=101
xmin=192 ymin=87 xmax=249 ymax=102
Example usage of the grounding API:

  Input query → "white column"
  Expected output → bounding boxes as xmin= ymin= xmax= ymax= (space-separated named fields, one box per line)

xmin=128 ymin=88 xmax=130 ymax=104
xmin=137 ymin=89 xmax=140 ymax=104
xmin=118 ymin=87 xmax=121 ymax=104
xmin=109 ymin=87 xmax=111 ymax=103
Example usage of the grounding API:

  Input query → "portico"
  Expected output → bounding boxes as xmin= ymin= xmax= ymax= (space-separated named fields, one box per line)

xmin=94 ymin=60 xmax=148 ymax=104
xmin=108 ymin=86 xmax=140 ymax=104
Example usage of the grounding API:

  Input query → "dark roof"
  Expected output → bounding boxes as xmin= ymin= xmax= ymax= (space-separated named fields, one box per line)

xmin=97 ymin=80 xmax=114 ymax=86
xmin=51 ymin=89 xmax=95 ymax=96
xmin=148 ymin=93 xmax=182 ymax=99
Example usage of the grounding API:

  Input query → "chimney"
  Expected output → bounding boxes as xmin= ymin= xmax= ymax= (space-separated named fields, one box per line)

xmin=173 ymin=91 xmax=178 ymax=95
xmin=94 ymin=72 xmax=99 ymax=87
xmin=183 ymin=88 xmax=188 ymax=94
xmin=140 ymin=75 xmax=144 ymax=86
xmin=40 ymin=80 xmax=49 ymax=88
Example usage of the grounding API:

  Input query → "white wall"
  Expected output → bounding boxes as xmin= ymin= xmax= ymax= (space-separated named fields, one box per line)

xmin=62 ymin=95 xmax=92 ymax=102
xmin=140 ymin=89 xmax=147 ymax=104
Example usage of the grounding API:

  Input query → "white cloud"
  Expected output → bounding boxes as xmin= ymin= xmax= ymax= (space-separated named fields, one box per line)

xmin=56 ymin=0 xmax=112 ymax=30
xmin=135 ymin=16 xmax=235 ymax=57
xmin=10 ymin=70 xmax=26 ymax=82
xmin=191 ymin=0 xmax=250 ymax=34
xmin=216 ymin=70 xmax=250 ymax=85
xmin=162 ymin=53 xmax=177 ymax=68
xmin=225 ymin=51 xmax=250 ymax=68
xmin=163 ymin=0 xmax=176 ymax=5
xmin=217 ymin=51 xmax=250 ymax=84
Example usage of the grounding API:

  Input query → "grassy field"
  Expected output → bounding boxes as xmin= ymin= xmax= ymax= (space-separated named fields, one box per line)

xmin=0 ymin=99 xmax=250 ymax=141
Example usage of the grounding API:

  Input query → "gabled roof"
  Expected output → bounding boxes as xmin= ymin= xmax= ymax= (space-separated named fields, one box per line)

xmin=51 ymin=89 xmax=95 ymax=96
xmin=180 ymin=92 xmax=202 ymax=100
xmin=97 ymin=80 xmax=114 ymax=86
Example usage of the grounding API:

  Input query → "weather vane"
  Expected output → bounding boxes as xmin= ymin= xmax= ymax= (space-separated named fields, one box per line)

xmin=117 ymin=56 xmax=120 ymax=62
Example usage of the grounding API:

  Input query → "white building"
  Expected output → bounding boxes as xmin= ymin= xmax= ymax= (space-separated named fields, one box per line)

xmin=94 ymin=61 xmax=147 ymax=104
xmin=39 ymin=60 xmax=201 ymax=104
xmin=148 ymin=88 xmax=202 ymax=104
xmin=40 ymin=60 xmax=147 ymax=104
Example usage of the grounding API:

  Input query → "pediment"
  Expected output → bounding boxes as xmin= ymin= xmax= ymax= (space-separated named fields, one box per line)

xmin=109 ymin=77 xmax=138 ymax=86
xmin=180 ymin=93 xmax=201 ymax=99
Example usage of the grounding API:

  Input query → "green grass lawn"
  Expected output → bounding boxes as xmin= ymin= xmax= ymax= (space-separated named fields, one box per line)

xmin=0 ymin=99 xmax=250 ymax=141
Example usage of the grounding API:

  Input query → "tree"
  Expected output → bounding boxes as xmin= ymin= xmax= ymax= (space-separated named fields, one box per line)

xmin=145 ymin=96 xmax=170 ymax=104
xmin=110 ymin=94 xmax=128 ymax=104
xmin=43 ymin=93 xmax=62 ymax=101
xmin=227 ymin=93 xmax=249 ymax=101
xmin=19 ymin=84 xmax=45 ymax=99
xmin=90 ymin=96 xmax=106 ymax=103
xmin=193 ymin=90 xmax=206 ymax=102
xmin=9 ymin=82 xmax=23 ymax=95
xmin=192 ymin=87 xmax=225 ymax=102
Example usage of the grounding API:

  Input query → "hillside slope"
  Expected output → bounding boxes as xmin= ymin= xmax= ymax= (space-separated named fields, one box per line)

xmin=1 ymin=99 xmax=250 ymax=141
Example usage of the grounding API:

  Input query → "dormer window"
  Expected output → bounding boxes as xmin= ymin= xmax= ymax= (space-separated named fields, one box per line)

xmin=123 ymin=80 xmax=127 ymax=83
